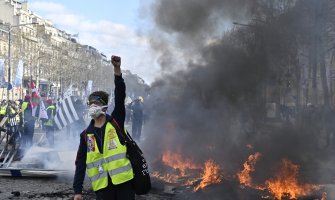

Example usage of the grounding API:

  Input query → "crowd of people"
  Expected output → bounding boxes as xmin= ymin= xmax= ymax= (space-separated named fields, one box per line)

xmin=0 ymin=96 xmax=58 ymax=153
xmin=0 ymin=93 xmax=146 ymax=154
xmin=0 ymin=56 xmax=148 ymax=200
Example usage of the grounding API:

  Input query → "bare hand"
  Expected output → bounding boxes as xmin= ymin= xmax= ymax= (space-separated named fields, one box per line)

xmin=111 ymin=55 xmax=121 ymax=68
xmin=74 ymin=194 xmax=83 ymax=200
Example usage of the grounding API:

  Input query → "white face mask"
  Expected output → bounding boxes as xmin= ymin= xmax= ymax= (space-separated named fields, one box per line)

xmin=88 ymin=105 xmax=108 ymax=118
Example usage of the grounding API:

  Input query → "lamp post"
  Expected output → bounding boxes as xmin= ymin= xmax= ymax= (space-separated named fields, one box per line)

xmin=1 ymin=22 xmax=38 ymax=100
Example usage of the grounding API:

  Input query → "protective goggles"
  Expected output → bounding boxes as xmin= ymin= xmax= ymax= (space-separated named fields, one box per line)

xmin=87 ymin=95 xmax=106 ymax=106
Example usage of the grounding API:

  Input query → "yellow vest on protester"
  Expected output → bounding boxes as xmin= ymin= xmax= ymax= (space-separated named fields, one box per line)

xmin=44 ymin=105 xmax=55 ymax=126
xmin=0 ymin=105 xmax=7 ymax=115
xmin=6 ymin=106 xmax=15 ymax=123
xmin=86 ymin=122 xmax=134 ymax=191
xmin=21 ymin=102 xmax=28 ymax=127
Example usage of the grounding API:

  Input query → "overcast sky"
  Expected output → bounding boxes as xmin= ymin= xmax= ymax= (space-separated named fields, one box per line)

xmin=28 ymin=0 xmax=159 ymax=84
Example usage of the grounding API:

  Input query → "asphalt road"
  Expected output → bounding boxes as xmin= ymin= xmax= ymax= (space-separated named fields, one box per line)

xmin=0 ymin=124 xmax=175 ymax=200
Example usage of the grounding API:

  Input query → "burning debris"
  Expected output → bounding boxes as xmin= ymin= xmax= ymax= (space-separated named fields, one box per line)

xmin=162 ymin=150 xmax=202 ymax=176
xmin=193 ymin=159 xmax=223 ymax=192
xmin=152 ymin=151 xmax=224 ymax=190
xmin=264 ymin=159 xmax=320 ymax=200
xmin=237 ymin=153 xmax=322 ymax=199
xmin=237 ymin=152 xmax=262 ymax=188
xmin=152 ymin=152 xmax=326 ymax=199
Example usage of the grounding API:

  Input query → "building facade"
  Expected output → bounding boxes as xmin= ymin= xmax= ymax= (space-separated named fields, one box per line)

xmin=0 ymin=0 xmax=111 ymax=101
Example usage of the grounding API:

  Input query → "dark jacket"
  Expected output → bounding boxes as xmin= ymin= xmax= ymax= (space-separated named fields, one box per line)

xmin=73 ymin=75 xmax=126 ymax=194
xmin=131 ymin=100 xmax=143 ymax=122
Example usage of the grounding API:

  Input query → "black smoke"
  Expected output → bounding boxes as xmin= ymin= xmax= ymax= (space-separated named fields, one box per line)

xmin=141 ymin=0 xmax=333 ymax=197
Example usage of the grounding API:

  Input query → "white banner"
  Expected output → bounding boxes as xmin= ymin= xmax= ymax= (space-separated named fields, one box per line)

xmin=14 ymin=60 xmax=24 ymax=86
xmin=39 ymin=100 xmax=48 ymax=120
xmin=86 ymin=80 xmax=93 ymax=95
xmin=0 ymin=59 xmax=5 ymax=88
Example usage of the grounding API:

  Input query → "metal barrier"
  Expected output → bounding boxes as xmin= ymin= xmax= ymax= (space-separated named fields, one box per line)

xmin=0 ymin=115 xmax=21 ymax=168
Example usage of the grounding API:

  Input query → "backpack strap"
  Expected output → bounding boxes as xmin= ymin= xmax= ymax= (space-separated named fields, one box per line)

xmin=83 ymin=128 xmax=88 ymax=143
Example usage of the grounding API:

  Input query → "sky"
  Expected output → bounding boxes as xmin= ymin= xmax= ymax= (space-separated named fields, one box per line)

xmin=27 ymin=0 xmax=159 ymax=84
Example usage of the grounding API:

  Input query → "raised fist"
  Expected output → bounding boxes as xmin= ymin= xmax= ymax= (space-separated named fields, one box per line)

xmin=111 ymin=55 xmax=121 ymax=68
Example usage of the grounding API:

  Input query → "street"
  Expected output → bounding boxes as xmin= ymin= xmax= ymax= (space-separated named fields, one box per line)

xmin=0 ymin=122 xmax=176 ymax=200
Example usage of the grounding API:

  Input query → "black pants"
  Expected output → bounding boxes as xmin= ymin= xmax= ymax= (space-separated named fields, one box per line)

xmin=45 ymin=126 xmax=54 ymax=146
xmin=95 ymin=179 xmax=135 ymax=200
xmin=132 ymin=119 xmax=143 ymax=141
xmin=23 ymin=122 xmax=34 ymax=149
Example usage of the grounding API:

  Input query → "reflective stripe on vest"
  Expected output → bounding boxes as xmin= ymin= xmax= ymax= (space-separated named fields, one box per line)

xmin=89 ymin=163 xmax=132 ymax=183
xmin=86 ymin=153 xmax=127 ymax=169
xmin=7 ymin=107 xmax=17 ymax=127
xmin=90 ymin=171 xmax=109 ymax=182
xmin=9 ymin=117 xmax=17 ymax=127
xmin=109 ymin=162 xmax=132 ymax=176
xmin=86 ymin=122 xmax=133 ymax=191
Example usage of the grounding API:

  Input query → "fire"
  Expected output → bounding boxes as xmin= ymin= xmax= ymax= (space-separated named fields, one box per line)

xmin=237 ymin=152 xmax=261 ymax=187
xmin=321 ymin=192 xmax=327 ymax=200
xmin=194 ymin=159 xmax=224 ymax=191
xmin=162 ymin=151 xmax=201 ymax=176
xmin=265 ymin=159 xmax=320 ymax=199
xmin=154 ymin=151 xmax=325 ymax=198
xmin=151 ymin=171 xmax=180 ymax=183
xmin=152 ymin=151 xmax=203 ymax=184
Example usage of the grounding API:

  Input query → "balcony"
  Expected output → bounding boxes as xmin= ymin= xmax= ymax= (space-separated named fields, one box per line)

xmin=22 ymin=33 xmax=38 ymax=42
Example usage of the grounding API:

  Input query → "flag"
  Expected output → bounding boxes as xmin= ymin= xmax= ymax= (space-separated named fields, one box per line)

xmin=7 ymin=82 xmax=12 ymax=90
xmin=31 ymin=80 xmax=40 ymax=108
xmin=38 ymin=101 xmax=48 ymax=120
xmin=14 ymin=60 xmax=24 ymax=86
xmin=54 ymin=96 xmax=80 ymax=130
xmin=63 ymin=84 xmax=73 ymax=98
xmin=0 ymin=59 xmax=5 ymax=87
xmin=0 ymin=59 xmax=4 ymax=78
xmin=86 ymin=80 xmax=93 ymax=95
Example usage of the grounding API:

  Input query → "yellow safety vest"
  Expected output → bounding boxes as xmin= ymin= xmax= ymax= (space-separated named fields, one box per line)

xmin=0 ymin=105 xmax=7 ymax=115
xmin=86 ymin=122 xmax=133 ymax=191
xmin=0 ymin=105 xmax=15 ymax=122
xmin=44 ymin=105 xmax=55 ymax=126
xmin=15 ymin=112 xmax=20 ymax=124
xmin=21 ymin=102 xmax=28 ymax=126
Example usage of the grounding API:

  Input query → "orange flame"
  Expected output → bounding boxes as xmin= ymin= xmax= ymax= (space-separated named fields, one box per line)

xmin=265 ymin=159 xmax=320 ymax=199
xmin=237 ymin=152 xmax=261 ymax=187
xmin=321 ymin=192 xmax=327 ymax=200
xmin=152 ymin=171 xmax=180 ymax=183
xmin=162 ymin=151 xmax=202 ymax=176
xmin=194 ymin=159 xmax=224 ymax=191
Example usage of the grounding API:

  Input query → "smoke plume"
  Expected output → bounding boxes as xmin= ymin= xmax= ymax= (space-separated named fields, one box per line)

xmin=141 ymin=0 xmax=333 ymax=197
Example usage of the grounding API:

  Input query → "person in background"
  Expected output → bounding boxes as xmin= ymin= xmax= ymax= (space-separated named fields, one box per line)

xmin=20 ymin=95 xmax=35 ymax=149
xmin=44 ymin=99 xmax=56 ymax=146
xmin=6 ymin=100 xmax=20 ymax=149
xmin=0 ymin=100 xmax=7 ymax=125
xmin=129 ymin=96 xmax=144 ymax=141
xmin=73 ymin=56 xmax=135 ymax=200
